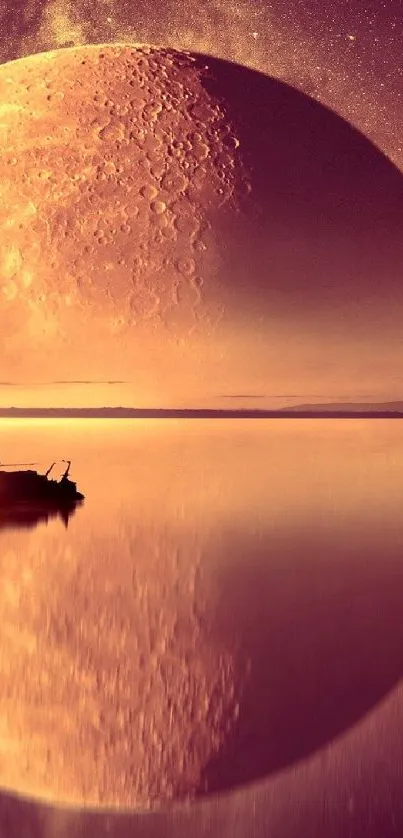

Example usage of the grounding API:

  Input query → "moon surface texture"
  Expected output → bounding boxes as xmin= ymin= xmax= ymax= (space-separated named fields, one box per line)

xmin=0 ymin=43 xmax=403 ymax=813
xmin=0 ymin=43 xmax=403 ymax=401
xmin=0 ymin=44 xmax=250 ymax=398
xmin=0 ymin=510 xmax=247 ymax=809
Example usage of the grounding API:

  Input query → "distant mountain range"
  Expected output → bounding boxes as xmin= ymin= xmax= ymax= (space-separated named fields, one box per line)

xmin=1 ymin=403 xmax=403 ymax=418
xmin=286 ymin=401 xmax=403 ymax=413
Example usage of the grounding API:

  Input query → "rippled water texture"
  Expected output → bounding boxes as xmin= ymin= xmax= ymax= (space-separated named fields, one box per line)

xmin=1 ymin=418 xmax=403 ymax=810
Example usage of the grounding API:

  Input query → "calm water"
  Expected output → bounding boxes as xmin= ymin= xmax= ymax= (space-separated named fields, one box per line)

xmin=1 ymin=418 xmax=403 ymax=809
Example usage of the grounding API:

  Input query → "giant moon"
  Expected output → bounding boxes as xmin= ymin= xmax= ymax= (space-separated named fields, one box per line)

xmin=1 ymin=44 xmax=403 ymax=812
xmin=0 ymin=44 xmax=403 ymax=404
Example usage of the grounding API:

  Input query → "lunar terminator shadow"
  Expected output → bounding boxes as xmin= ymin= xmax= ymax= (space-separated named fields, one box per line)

xmin=197 ymin=525 xmax=403 ymax=795
xmin=0 ymin=48 xmax=403 ymax=838
xmin=193 ymin=52 xmax=403 ymax=321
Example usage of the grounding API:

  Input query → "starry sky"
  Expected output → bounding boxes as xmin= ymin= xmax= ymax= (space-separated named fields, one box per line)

xmin=1 ymin=0 xmax=401 ymax=172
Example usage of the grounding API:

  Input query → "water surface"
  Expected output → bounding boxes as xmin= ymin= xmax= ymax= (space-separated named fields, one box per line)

xmin=1 ymin=419 xmax=403 ymax=809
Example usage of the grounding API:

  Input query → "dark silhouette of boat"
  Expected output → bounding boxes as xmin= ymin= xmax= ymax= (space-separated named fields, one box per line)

xmin=0 ymin=460 xmax=84 ymax=512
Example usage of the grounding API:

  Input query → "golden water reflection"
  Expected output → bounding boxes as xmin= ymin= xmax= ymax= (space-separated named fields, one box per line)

xmin=0 ymin=419 xmax=403 ymax=808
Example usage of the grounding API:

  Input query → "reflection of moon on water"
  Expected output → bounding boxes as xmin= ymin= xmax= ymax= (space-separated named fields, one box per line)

xmin=2 ymin=507 xmax=403 ymax=811
xmin=0 ymin=43 xmax=403 ymax=813
xmin=0 ymin=44 xmax=402 ymax=397
xmin=2 ymin=422 xmax=403 ymax=811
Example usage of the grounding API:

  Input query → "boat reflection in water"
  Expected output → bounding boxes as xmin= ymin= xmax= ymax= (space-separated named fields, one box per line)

xmin=0 ymin=500 xmax=83 ymax=531
xmin=0 ymin=459 xmax=84 ymax=531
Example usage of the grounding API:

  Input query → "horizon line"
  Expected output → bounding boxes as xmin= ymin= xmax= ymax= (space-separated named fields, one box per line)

xmin=1 ymin=405 xmax=403 ymax=419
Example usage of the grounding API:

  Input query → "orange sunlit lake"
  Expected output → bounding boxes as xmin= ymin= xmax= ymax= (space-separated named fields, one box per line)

xmin=1 ymin=418 xmax=403 ymax=810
